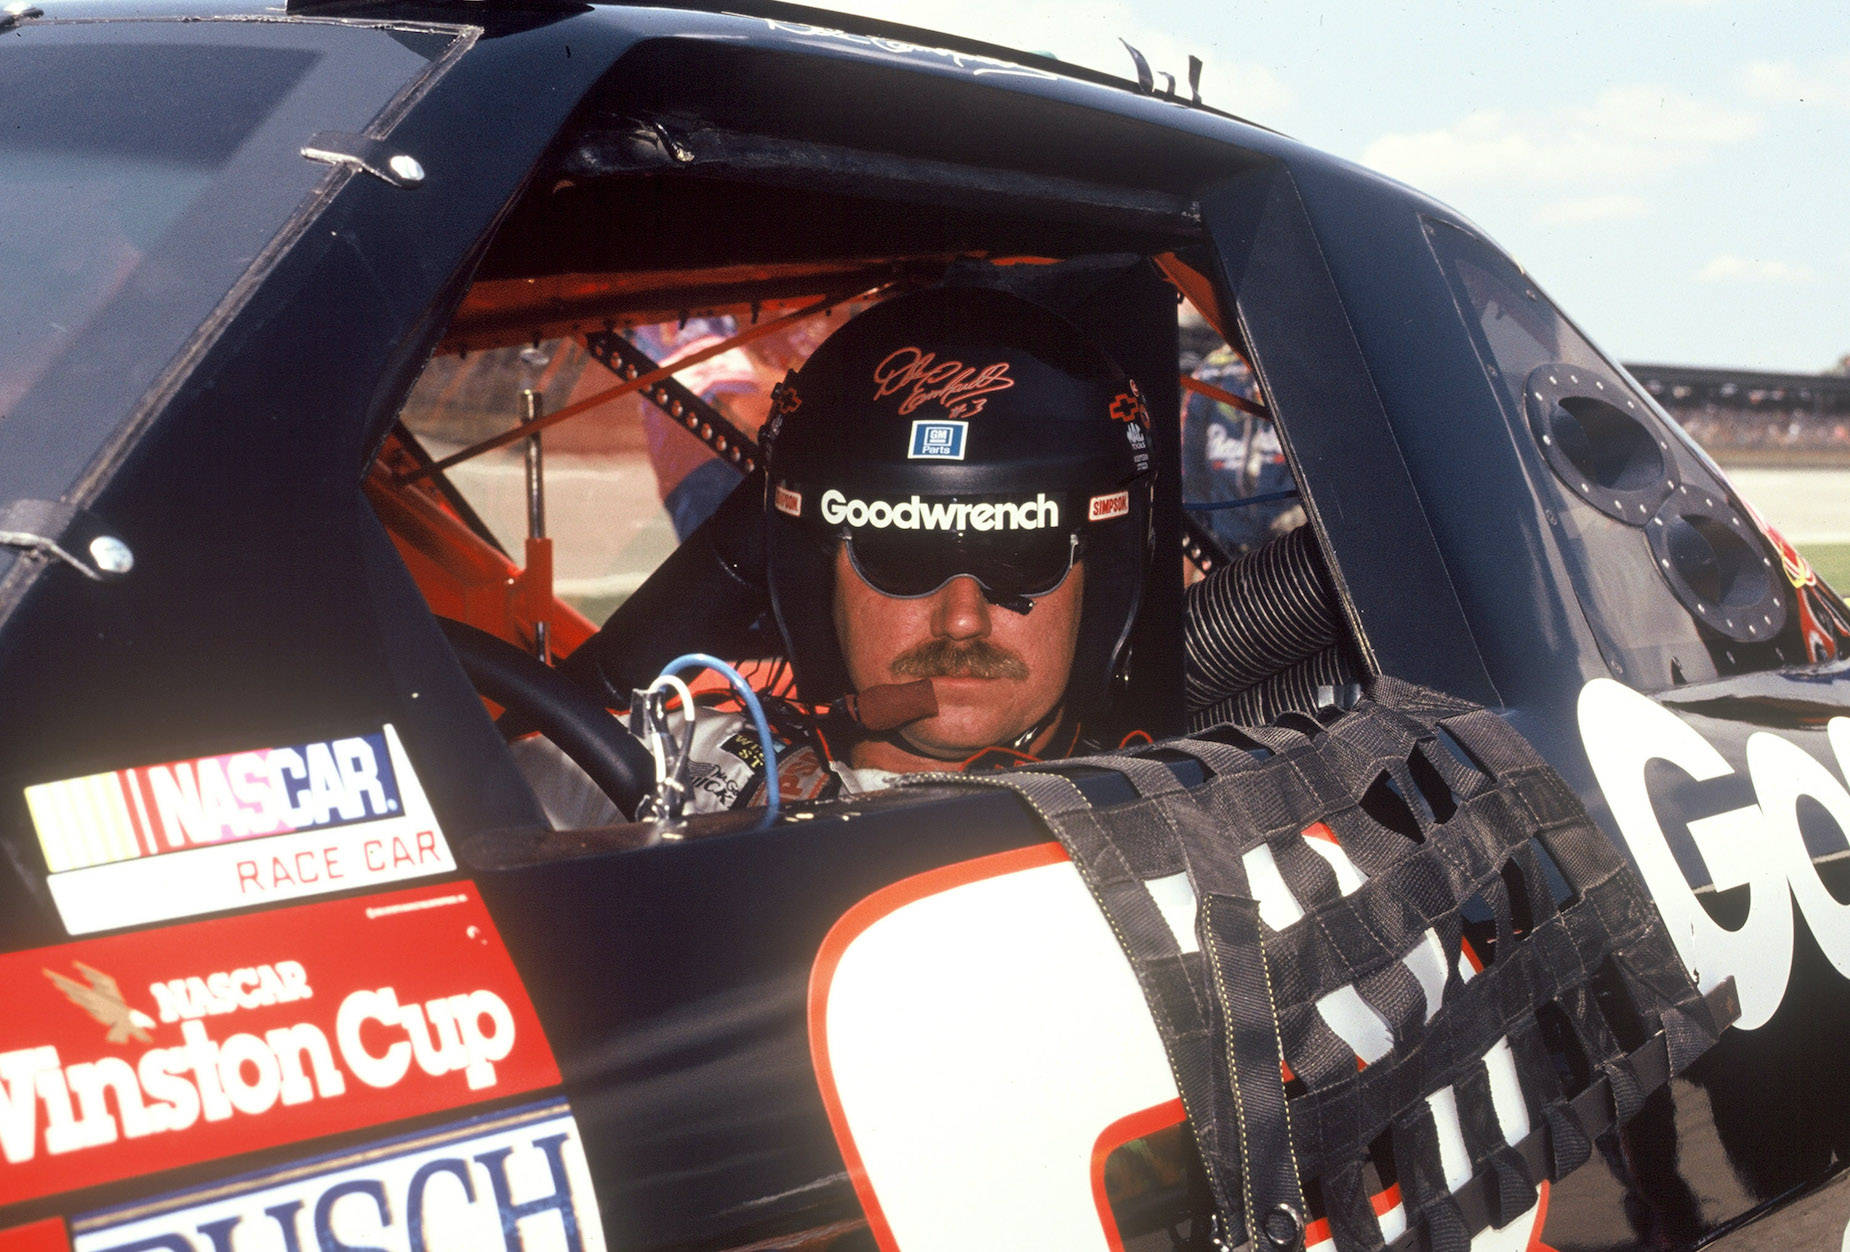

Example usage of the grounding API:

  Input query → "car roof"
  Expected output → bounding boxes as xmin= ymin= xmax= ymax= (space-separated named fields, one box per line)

xmin=46 ymin=0 xmax=1272 ymax=132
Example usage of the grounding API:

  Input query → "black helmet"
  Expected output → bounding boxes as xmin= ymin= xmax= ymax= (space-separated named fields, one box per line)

xmin=761 ymin=286 xmax=1153 ymax=724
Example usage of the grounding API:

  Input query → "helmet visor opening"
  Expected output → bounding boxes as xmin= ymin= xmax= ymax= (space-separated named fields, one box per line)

xmin=843 ymin=526 xmax=1080 ymax=602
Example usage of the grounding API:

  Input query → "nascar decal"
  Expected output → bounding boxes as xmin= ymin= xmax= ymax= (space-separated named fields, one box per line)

xmin=0 ymin=884 xmax=559 ymax=1208
xmin=68 ymin=1099 xmax=602 ymax=1252
xmin=810 ymin=837 xmax=1544 ymax=1252
xmin=24 ymin=726 xmax=453 ymax=934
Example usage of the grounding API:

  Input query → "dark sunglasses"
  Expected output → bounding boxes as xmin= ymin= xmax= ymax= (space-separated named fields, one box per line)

xmin=842 ymin=525 xmax=1081 ymax=608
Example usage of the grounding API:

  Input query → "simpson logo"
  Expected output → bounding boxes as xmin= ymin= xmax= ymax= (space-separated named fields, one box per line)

xmin=1088 ymin=491 xmax=1130 ymax=522
xmin=907 ymin=419 xmax=967 ymax=461
xmin=820 ymin=489 xmax=1058 ymax=532
xmin=773 ymin=484 xmax=803 ymax=518
xmin=871 ymin=347 xmax=1014 ymax=419
xmin=25 ymin=726 xmax=453 ymax=935
xmin=70 ymin=1100 xmax=603 ymax=1252
xmin=0 ymin=884 xmax=559 ymax=1208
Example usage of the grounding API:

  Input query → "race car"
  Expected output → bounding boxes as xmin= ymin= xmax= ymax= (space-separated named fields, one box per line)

xmin=3 ymin=1 xmax=1850 ymax=1249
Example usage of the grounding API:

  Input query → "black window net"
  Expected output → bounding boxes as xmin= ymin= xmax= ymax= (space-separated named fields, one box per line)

xmin=896 ymin=678 xmax=1736 ymax=1251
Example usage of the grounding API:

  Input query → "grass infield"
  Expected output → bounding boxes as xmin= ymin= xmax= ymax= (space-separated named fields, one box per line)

xmin=1802 ymin=542 xmax=1850 ymax=594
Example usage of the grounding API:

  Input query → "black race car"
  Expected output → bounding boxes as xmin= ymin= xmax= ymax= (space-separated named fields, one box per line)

xmin=4 ymin=2 xmax=1850 ymax=1250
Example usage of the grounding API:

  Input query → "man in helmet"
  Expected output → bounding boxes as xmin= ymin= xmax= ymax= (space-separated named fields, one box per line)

xmin=759 ymin=284 xmax=1153 ymax=782
xmin=518 ymin=286 xmax=1153 ymax=824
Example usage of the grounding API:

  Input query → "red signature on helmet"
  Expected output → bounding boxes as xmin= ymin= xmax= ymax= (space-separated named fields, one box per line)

xmin=872 ymin=347 xmax=1015 ymax=419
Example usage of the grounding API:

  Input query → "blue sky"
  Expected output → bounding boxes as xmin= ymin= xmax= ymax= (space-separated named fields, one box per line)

xmin=823 ymin=1 xmax=1848 ymax=373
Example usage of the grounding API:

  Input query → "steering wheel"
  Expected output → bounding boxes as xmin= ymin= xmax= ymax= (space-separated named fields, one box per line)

xmin=437 ymin=618 xmax=655 ymax=820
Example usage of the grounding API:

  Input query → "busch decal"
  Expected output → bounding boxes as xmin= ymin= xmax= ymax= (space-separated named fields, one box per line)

xmin=871 ymin=348 xmax=1013 ymax=419
xmin=69 ymin=1100 xmax=602 ymax=1252
xmin=24 ymin=726 xmax=454 ymax=934
xmin=0 ymin=885 xmax=559 ymax=1207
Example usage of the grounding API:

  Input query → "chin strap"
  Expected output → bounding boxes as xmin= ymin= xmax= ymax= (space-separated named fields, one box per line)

xmin=1006 ymin=706 xmax=1064 ymax=753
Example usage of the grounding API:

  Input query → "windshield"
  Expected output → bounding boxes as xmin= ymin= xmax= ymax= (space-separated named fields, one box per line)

xmin=1 ymin=43 xmax=318 ymax=412
xmin=0 ymin=20 xmax=458 ymax=450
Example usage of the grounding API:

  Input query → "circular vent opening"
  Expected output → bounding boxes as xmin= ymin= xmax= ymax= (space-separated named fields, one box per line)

xmin=1548 ymin=397 xmax=1667 ymax=495
xmin=1662 ymin=513 xmax=1771 ymax=609
xmin=1525 ymin=364 xmax=1674 ymax=523
xmin=1647 ymin=482 xmax=1787 ymax=642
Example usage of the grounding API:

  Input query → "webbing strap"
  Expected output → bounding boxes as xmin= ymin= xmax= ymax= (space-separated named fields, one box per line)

xmin=1204 ymin=892 xmax=1307 ymax=1248
xmin=893 ymin=680 xmax=1736 ymax=1251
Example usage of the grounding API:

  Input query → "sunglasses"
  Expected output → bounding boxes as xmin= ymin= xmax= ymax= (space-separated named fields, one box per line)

xmin=842 ymin=525 xmax=1081 ymax=607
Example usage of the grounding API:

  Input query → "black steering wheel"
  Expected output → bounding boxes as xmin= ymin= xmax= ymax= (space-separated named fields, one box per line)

xmin=437 ymin=618 xmax=655 ymax=820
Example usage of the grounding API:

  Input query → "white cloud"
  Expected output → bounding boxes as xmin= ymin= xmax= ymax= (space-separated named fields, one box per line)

xmin=1362 ymin=86 xmax=1759 ymax=191
xmin=792 ymin=1 xmax=1290 ymax=116
xmin=1697 ymin=254 xmax=1817 ymax=285
xmin=1535 ymin=193 xmax=1650 ymax=225
xmin=1742 ymin=56 xmax=1850 ymax=108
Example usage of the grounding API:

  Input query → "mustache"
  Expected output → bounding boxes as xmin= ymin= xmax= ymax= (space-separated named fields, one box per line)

xmin=890 ymin=637 xmax=1029 ymax=681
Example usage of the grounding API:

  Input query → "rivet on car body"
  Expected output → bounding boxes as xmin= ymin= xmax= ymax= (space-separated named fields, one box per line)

xmin=88 ymin=535 xmax=134 ymax=576
xmin=388 ymin=154 xmax=425 ymax=185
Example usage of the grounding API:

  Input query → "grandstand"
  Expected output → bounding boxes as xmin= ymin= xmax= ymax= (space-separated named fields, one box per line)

xmin=1626 ymin=362 xmax=1850 ymax=460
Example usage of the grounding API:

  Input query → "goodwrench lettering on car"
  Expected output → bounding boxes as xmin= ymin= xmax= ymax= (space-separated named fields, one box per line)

xmin=1580 ymin=677 xmax=1850 ymax=1029
xmin=23 ymin=726 xmax=454 ymax=934
xmin=0 ymin=885 xmax=558 ymax=1207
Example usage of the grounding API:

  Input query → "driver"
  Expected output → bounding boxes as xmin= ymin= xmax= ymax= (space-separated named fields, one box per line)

xmin=524 ymin=285 xmax=1153 ymax=823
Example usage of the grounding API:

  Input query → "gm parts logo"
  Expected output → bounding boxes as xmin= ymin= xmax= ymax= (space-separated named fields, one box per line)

xmin=908 ymin=419 xmax=967 ymax=461
xmin=0 ymin=885 xmax=559 ymax=1208
xmin=820 ymin=489 xmax=1059 ymax=532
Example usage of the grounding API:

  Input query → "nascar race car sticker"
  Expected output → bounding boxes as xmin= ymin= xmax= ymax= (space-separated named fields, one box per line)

xmin=66 ymin=1098 xmax=602 ymax=1252
xmin=0 ymin=884 xmax=559 ymax=1208
xmin=23 ymin=726 xmax=454 ymax=934
xmin=809 ymin=840 xmax=1547 ymax=1251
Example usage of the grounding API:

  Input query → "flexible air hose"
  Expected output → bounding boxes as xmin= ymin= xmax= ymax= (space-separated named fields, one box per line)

xmin=1189 ymin=644 xmax=1357 ymax=732
xmin=1184 ymin=524 xmax=1343 ymax=712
